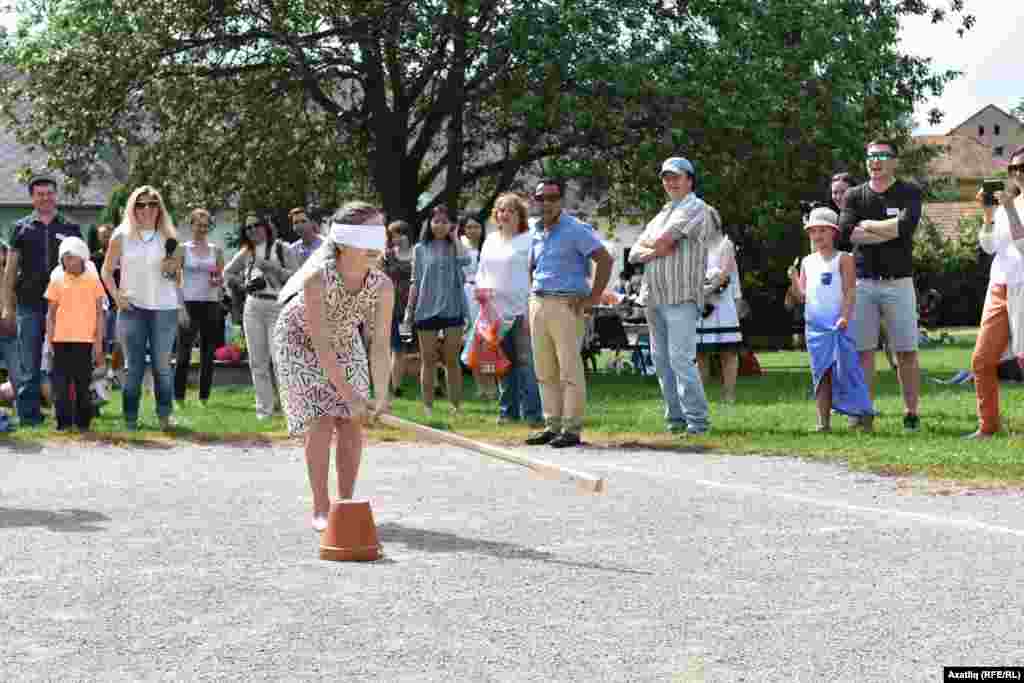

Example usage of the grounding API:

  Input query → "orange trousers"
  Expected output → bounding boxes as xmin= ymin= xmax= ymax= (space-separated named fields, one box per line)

xmin=971 ymin=283 xmax=1009 ymax=434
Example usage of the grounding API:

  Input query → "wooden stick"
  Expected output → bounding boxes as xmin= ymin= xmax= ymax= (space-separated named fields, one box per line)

xmin=378 ymin=414 xmax=606 ymax=495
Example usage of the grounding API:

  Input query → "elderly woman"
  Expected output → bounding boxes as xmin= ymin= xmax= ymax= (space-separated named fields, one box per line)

xmin=967 ymin=146 xmax=1024 ymax=440
xmin=274 ymin=201 xmax=393 ymax=532
xmin=476 ymin=192 xmax=542 ymax=425
xmin=224 ymin=215 xmax=295 ymax=420
xmin=102 ymin=186 xmax=182 ymax=431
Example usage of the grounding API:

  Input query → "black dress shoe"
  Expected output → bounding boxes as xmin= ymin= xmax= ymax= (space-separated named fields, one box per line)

xmin=549 ymin=432 xmax=582 ymax=448
xmin=524 ymin=430 xmax=558 ymax=445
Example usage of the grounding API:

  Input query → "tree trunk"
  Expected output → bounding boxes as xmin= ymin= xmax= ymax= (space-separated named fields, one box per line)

xmin=444 ymin=0 xmax=467 ymax=217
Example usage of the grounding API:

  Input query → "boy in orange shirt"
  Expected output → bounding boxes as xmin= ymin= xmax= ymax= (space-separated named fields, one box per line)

xmin=45 ymin=237 xmax=106 ymax=431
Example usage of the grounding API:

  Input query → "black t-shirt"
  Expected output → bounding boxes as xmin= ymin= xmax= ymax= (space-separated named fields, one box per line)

xmin=838 ymin=179 xmax=922 ymax=279
xmin=10 ymin=214 xmax=83 ymax=305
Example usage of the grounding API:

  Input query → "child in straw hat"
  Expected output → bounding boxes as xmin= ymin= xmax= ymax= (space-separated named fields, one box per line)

xmin=789 ymin=207 xmax=874 ymax=432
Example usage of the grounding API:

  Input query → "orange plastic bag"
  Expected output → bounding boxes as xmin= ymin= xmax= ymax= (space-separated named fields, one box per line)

xmin=475 ymin=298 xmax=502 ymax=346
xmin=466 ymin=330 xmax=511 ymax=377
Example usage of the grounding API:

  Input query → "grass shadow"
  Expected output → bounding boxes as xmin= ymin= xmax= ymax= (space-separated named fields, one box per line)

xmin=377 ymin=522 xmax=653 ymax=576
xmin=0 ymin=436 xmax=45 ymax=453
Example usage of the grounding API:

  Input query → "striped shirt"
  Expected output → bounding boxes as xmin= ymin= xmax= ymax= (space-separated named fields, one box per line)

xmin=629 ymin=194 xmax=712 ymax=308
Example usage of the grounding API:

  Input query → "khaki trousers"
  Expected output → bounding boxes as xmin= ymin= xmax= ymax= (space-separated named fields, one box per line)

xmin=529 ymin=296 xmax=586 ymax=434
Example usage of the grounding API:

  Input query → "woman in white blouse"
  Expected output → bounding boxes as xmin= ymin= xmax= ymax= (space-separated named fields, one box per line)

xmin=967 ymin=147 xmax=1024 ymax=439
xmin=102 ymin=186 xmax=182 ymax=431
xmin=475 ymin=193 xmax=542 ymax=425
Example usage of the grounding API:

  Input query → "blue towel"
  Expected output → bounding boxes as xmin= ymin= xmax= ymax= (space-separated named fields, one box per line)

xmin=805 ymin=318 xmax=874 ymax=417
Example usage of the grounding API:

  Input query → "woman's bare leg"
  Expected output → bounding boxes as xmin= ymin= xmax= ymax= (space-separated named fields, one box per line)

xmin=334 ymin=417 xmax=363 ymax=499
xmin=305 ymin=416 xmax=335 ymax=516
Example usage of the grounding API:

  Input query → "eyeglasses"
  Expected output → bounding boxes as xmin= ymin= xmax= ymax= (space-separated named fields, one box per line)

xmin=535 ymin=194 xmax=561 ymax=203
xmin=135 ymin=201 xmax=160 ymax=210
xmin=866 ymin=152 xmax=895 ymax=162
xmin=1008 ymin=164 xmax=1024 ymax=175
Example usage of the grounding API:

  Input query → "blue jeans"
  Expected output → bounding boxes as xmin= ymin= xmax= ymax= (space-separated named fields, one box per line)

xmin=119 ymin=306 xmax=177 ymax=425
xmin=498 ymin=315 xmax=542 ymax=422
xmin=0 ymin=334 xmax=19 ymax=395
xmin=647 ymin=302 xmax=709 ymax=433
xmin=16 ymin=303 xmax=47 ymax=424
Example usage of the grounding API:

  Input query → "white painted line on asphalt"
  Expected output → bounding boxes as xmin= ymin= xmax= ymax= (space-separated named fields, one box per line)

xmin=602 ymin=464 xmax=1024 ymax=539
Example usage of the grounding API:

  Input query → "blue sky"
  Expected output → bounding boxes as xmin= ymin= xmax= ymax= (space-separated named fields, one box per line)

xmin=2 ymin=2 xmax=1020 ymax=134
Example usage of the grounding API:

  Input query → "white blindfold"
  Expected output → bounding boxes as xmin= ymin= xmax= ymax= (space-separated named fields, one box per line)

xmin=329 ymin=223 xmax=386 ymax=251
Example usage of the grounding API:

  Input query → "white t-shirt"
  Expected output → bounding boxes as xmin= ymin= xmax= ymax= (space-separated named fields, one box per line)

xmin=979 ymin=198 xmax=1024 ymax=287
xmin=113 ymin=225 xmax=179 ymax=310
xmin=475 ymin=231 xmax=532 ymax=318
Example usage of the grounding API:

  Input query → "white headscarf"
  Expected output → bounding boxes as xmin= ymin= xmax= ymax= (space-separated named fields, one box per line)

xmin=277 ymin=221 xmax=386 ymax=304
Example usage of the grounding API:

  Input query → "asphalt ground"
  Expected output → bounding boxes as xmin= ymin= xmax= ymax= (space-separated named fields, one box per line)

xmin=2 ymin=436 xmax=1023 ymax=682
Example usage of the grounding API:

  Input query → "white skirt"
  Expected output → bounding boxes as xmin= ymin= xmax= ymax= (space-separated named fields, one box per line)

xmin=697 ymin=293 xmax=743 ymax=349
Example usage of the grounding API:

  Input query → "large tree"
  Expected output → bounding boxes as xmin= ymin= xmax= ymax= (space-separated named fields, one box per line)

xmin=1 ymin=0 xmax=973 ymax=231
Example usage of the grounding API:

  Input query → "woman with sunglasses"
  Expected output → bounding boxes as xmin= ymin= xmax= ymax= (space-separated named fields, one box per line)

xmin=102 ymin=186 xmax=182 ymax=431
xmin=224 ymin=215 xmax=296 ymax=420
xmin=174 ymin=208 xmax=224 ymax=408
xmin=966 ymin=146 xmax=1024 ymax=440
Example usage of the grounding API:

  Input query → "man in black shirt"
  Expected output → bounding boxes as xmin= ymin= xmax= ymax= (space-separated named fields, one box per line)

xmin=0 ymin=176 xmax=83 ymax=426
xmin=838 ymin=139 xmax=923 ymax=431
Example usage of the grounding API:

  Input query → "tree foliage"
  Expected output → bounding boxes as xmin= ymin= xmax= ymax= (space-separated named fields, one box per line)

xmin=1 ymin=0 xmax=973 ymax=242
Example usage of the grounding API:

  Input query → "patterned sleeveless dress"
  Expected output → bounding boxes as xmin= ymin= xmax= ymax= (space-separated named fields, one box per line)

xmin=273 ymin=262 xmax=388 ymax=435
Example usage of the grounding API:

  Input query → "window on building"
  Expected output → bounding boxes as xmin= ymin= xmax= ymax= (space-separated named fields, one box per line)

xmin=995 ymin=124 xmax=1001 ymax=135
xmin=979 ymin=125 xmax=985 ymax=136
xmin=995 ymin=146 xmax=1005 ymax=157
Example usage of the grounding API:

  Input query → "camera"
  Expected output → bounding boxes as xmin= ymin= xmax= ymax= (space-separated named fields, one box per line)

xmin=982 ymin=179 xmax=1004 ymax=207
xmin=245 ymin=276 xmax=267 ymax=294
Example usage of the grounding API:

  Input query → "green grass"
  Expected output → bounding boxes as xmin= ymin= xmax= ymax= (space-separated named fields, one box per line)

xmin=4 ymin=327 xmax=1024 ymax=486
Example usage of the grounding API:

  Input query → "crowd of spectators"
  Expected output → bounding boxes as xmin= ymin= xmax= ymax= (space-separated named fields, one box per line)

xmin=3 ymin=140 xmax=1023 ymax=446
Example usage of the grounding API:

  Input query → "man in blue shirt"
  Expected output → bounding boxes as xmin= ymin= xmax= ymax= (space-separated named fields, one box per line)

xmin=526 ymin=179 xmax=612 ymax=448
xmin=1 ymin=176 xmax=83 ymax=426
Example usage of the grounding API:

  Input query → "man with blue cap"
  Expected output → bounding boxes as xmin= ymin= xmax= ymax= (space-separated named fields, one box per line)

xmin=629 ymin=156 xmax=713 ymax=435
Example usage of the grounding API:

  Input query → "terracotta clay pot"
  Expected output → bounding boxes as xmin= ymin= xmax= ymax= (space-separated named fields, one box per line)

xmin=319 ymin=500 xmax=382 ymax=562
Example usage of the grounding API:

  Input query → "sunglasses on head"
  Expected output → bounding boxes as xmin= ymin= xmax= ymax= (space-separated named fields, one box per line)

xmin=135 ymin=200 xmax=160 ymax=210
xmin=1008 ymin=164 xmax=1024 ymax=175
xmin=866 ymin=152 xmax=895 ymax=162
xmin=535 ymin=194 xmax=561 ymax=203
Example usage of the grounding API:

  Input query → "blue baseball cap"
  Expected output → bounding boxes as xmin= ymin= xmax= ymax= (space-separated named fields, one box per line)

xmin=660 ymin=157 xmax=694 ymax=177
